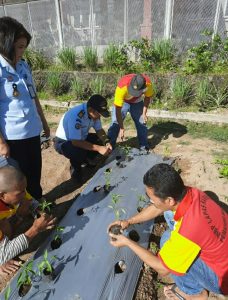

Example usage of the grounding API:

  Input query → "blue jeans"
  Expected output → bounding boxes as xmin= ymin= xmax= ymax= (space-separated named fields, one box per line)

xmin=160 ymin=211 xmax=222 ymax=295
xmin=107 ymin=101 xmax=148 ymax=148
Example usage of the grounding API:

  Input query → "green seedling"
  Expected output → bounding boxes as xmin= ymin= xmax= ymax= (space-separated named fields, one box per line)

xmin=108 ymin=194 xmax=126 ymax=220
xmin=163 ymin=145 xmax=171 ymax=158
xmin=38 ymin=250 xmax=57 ymax=275
xmin=17 ymin=261 xmax=36 ymax=289
xmin=104 ymin=169 xmax=112 ymax=189
xmin=4 ymin=285 xmax=11 ymax=300
xmin=53 ymin=226 xmax=64 ymax=241
xmin=150 ymin=242 xmax=159 ymax=255
xmin=137 ymin=194 xmax=148 ymax=208
xmin=38 ymin=199 xmax=53 ymax=214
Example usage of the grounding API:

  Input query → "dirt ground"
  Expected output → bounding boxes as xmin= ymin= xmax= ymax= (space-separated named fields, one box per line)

xmin=0 ymin=111 xmax=227 ymax=299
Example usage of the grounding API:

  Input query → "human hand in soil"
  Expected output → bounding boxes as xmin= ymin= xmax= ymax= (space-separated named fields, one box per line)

xmin=107 ymin=220 xmax=130 ymax=233
xmin=0 ymin=259 xmax=22 ymax=275
xmin=98 ymin=145 xmax=111 ymax=156
xmin=109 ymin=232 xmax=129 ymax=247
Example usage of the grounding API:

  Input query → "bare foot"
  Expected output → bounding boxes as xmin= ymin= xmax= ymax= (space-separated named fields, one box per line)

xmin=0 ymin=259 xmax=22 ymax=276
xmin=164 ymin=284 xmax=208 ymax=300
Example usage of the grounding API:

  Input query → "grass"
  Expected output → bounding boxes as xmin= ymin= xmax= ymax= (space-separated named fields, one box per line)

xmin=57 ymin=47 xmax=77 ymax=70
xmin=186 ymin=122 xmax=228 ymax=142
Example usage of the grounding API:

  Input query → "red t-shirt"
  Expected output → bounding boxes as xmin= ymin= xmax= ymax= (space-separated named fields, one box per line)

xmin=159 ymin=187 xmax=228 ymax=295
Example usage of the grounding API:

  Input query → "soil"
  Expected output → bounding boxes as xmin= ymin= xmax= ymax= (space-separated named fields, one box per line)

xmin=0 ymin=111 xmax=228 ymax=299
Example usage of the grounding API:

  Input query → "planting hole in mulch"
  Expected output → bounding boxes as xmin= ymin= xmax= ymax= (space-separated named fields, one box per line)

xmin=18 ymin=283 xmax=32 ymax=297
xmin=117 ymin=162 xmax=126 ymax=168
xmin=114 ymin=260 xmax=127 ymax=274
xmin=50 ymin=237 xmax=62 ymax=250
xmin=77 ymin=208 xmax=84 ymax=216
xmin=93 ymin=185 xmax=102 ymax=192
xmin=105 ymin=168 xmax=112 ymax=173
xmin=137 ymin=206 xmax=143 ymax=213
xmin=128 ymin=230 xmax=140 ymax=242
xmin=116 ymin=155 xmax=122 ymax=160
xmin=125 ymin=156 xmax=133 ymax=162
xmin=43 ymin=267 xmax=55 ymax=281
xmin=103 ymin=184 xmax=112 ymax=194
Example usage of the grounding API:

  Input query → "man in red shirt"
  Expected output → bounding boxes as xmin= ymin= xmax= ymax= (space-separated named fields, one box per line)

xmin=108 ymin=164 xmax=228 ymax=299
xmin=107 ymin=74 xmax=154 ymax=150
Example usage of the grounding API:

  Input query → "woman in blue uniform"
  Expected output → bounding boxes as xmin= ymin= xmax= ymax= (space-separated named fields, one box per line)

xmin=0 ymin=17 xmax=50 ymax=200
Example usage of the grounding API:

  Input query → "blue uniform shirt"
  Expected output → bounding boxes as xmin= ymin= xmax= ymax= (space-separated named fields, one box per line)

xmin=56 ymin=103 xmax=102 ymax=140
xmin=0 ymin=55 xmax=42 ymax=140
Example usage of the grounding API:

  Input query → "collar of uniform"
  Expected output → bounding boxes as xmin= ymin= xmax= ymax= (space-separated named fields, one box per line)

xmin=174 ymin=187 xmax=193 ymax=221
xmin=0 ymin=54 xmax=17 ymax=75
xmin=83 ymin=102 xmax=91 ymax=119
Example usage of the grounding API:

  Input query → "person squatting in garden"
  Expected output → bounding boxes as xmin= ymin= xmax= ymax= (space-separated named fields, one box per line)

xmin=0 ymin=166 xmax=56 ymax=276
xmin=107 ymin=73 xmax=154 ymax=150
xmin=0 ymin=17 xmax=50 ymax=201
xmin=54 ymin=94 xmax=112 ymax=183
xmin=108 ymin=163 xmax=228 ymax=300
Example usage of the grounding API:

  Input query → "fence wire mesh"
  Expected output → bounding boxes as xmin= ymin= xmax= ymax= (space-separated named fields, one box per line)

xmin=0 ymin=0 xmax=227 ymax=56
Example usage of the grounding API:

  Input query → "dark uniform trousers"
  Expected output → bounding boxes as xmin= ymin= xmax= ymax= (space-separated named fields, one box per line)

xmin=54 ymin=133 xmax=101 ymax=172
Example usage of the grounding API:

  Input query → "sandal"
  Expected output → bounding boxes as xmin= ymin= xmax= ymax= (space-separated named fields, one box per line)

xmin=164 ymin=284 xmax=186 ymax=300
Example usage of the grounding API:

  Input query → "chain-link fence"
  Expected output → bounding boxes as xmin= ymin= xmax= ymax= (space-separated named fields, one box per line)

xmin=0 ymin=0 xmax=228 ymax=56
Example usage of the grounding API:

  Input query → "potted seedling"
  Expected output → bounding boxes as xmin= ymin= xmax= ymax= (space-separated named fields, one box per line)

xmin=17 ymin=261 xmax=36 ymax=297
xmin=38 ymin=249 xmax=56 ymax=281
xmin=137 ymin=194 xmax=148 ymax=212
xmin=50 ymin=226 xmax=64 ymax=250
xmin=103 ymin=168 xmax=112 ymax=193
xmin=38 ymin=199 xmax=53 ymax=214
xmin=108 ymin=194 xmax=126 ymax=239
xmin=121 ymin=145 xmax=133 ymax=162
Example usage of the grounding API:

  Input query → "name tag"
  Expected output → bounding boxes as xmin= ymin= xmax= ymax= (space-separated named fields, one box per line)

xmin=27 ymin=84 xmax=36 ymax=98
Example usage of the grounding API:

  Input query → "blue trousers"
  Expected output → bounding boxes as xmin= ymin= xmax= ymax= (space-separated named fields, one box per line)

xmin=160 ymin=211 xmax=222 ymax=295
xmin=107 ymin=101 xmax=148 ymax=148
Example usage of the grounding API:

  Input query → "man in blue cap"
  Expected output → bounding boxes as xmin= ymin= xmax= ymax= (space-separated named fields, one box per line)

xmin=54 ymin=94 xmax=112 ymax=182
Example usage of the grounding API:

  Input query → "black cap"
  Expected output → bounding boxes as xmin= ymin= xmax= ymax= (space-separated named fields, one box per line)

xmin=128 ymin=74 xmax=147 ymax=97
xmin=87 ymin=94 xmax=110 ymax=118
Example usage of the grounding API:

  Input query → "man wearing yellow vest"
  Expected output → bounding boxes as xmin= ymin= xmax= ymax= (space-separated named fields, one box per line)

xmin=0 ymin=166 xmax=56 ymax=275
xmin=108 ymin=164 xmax=228 ymax=299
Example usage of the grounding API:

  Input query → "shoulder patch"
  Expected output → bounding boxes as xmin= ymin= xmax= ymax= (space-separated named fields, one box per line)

xmin=77 ymin=110 xmax=85 ymax=118
xmin=75 ymin=123 xmax=82 ymax=129
xmin=76 ymin=118 xmax=82 ymax=123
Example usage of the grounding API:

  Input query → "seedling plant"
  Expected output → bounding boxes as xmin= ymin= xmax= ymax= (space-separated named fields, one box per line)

xmin=38 ymin=199 xmax=53 ymax=214
xmin=104 ymin=168 xmax=112 ymax=192
xmin=108 ymin=194 xmax=126 ymax=238
xmin=38 ymin=249 xmax=56 ymax=278
xmin=4 ymin=285 xmax=11 ymax=300
xmin=17 ymin=261 xmax=36 ymax=297
xmin=51 ymin=226 xmax=64 ymax=250
xmin=137 ymin=194 xmax=148 ymax=212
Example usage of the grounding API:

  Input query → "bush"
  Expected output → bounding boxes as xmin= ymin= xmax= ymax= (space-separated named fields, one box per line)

xmin=89 ymin=76 xmax=106 ymax=95
xmin=83 ymin=47 xmax=98 ymax=71
xmin=183 ymin=31 xmax=228 ymax=74
xmin=24 ymin=48 xmax=50 ymax=70
xmin=71 ymin=78 xmax=84 ymax=100
xmin=170 ymin=77 xmax=193 ymax=108
xmin=47 ymin=72 xmax=64 ymax=96
xmin=57 ymin=47 xmax=77 ymax=70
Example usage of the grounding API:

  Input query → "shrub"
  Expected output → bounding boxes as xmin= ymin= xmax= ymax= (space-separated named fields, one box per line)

xmin=83 ymin=47 xmax=98 ymax=71
xmin=170 ymin=77 xmax=193 ymax=108
xmin=47 ymin=72 xmax=63 ymax=96
xmin=89 ymin=76 xmax=106 ymax=95
xmin=24 ymin=48 xmax=50 ymax=70
xmin=183 ymin=31 xmax=228 ymax=74
xmin=57 ymin=47 xmax=77 ymax=70
xmin=194 ymin=79 xmax=212 ymax=109
xmin=71 ymin=78 xmax=84 ymax=100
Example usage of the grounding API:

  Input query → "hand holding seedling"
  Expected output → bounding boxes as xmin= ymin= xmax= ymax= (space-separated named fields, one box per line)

xmin=33 ymin=214 xmax=56 ymax=232
xmin=107 ymin=219 xmax=130 ymax=233
xmin=109 ymin=232 xmax=129 ymax=248
xmin=98 ymin=145 xmax=112 ymax=156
